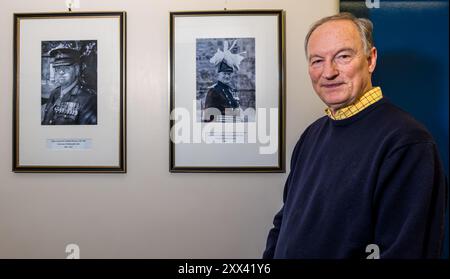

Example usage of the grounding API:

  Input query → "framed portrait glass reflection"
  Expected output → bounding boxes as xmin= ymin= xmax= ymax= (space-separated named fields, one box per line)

xmin=13 ymin=12 xmax=126 ymax=172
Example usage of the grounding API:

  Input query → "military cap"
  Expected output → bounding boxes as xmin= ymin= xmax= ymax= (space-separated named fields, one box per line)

xmin=50 ymin=47 xmax=80 ymax=67
xmin=217 ymin=60 xmax=234 ymax=73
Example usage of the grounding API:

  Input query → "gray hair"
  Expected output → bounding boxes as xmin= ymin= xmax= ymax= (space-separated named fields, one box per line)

xmin=304 ymin=12 xmax=374 ymax=57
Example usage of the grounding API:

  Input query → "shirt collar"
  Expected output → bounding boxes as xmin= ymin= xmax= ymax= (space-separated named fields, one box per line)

xmin=325 ymin=87 xmax=383 ymax=120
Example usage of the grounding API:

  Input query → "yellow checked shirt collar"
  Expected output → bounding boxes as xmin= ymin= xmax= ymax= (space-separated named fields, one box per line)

xmin=325 ymin=87 xmax=383 ymax=120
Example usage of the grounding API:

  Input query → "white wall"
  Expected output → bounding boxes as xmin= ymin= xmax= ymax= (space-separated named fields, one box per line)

xmin=0 ymin=0 xmax=337 ymax=258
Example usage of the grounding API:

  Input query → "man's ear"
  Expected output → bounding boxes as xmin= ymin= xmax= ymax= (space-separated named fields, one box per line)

xmin=368 ymin=47 xmax=377 ymax=73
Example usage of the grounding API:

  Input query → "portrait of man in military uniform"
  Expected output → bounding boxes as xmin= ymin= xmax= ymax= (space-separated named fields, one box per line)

xmin=196 ymin=38 xmax=256 ymax=123
xmin=41 ymin=40 xmax=97 ymax=125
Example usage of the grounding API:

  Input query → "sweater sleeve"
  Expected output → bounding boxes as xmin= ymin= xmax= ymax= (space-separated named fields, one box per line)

xmin=373 ymin=142 xmax=447 ymax=258
xmin=262 ymin=128 xmax=309 ymax=259
xmin=262 ymin=176 xmax=290 ymax=259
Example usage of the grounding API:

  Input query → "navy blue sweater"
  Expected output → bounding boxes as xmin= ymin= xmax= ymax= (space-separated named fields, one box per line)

xmin=263 ymin=99 xmax=447 ymax=258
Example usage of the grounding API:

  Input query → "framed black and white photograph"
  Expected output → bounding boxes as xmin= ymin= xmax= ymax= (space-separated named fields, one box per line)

xmin=197 ymin=37 xmax=256 ymax=123
xmin=170 ymin=10 xmax=285 ymax=172
xmin=41 ymin=40 xmax=98 ymax=126
xmin=13 ymin=12 xmax=126 ymax=172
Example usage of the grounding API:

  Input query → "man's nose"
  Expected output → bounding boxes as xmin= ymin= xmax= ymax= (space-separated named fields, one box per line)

xmin=322 ymin=60 xmax=339 ymax=79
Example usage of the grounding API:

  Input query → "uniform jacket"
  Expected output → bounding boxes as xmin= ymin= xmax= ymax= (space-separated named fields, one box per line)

xmin=42 ymin=83 xmax=97 ymax=125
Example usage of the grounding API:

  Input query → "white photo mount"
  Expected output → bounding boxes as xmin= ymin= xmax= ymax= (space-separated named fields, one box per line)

xmin=13 ymin=12 xmax=127 ymax=173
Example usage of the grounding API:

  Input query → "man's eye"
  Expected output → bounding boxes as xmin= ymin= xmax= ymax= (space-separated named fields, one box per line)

xmin=311 ymin=60 xmax=323 ymax=65
xmin=337 ymin=54 xmax=352 ymax=61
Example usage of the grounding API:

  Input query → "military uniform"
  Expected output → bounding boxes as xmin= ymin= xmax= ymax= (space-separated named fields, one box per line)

xmin=42 ymin=45 xmax=97 ymax=125
xmin=42 ymin=83 xmax=97 ymax=125
xmin=203 ymin=51 xmax=242 ymax=122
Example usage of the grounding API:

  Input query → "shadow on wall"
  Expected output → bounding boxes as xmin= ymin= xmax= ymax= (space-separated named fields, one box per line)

xmin=373 ymin=51 xmax=449 ymax=259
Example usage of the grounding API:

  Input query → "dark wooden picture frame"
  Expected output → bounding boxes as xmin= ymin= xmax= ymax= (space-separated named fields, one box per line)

xmin=13 ymin=12 xmax=126 ymax=173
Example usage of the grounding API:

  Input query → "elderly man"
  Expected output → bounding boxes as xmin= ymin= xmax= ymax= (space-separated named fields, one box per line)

xmin=263 ymin=13 xmax=447 ymax=259
xmin=42 ymin=47 xmax=97 ymax=125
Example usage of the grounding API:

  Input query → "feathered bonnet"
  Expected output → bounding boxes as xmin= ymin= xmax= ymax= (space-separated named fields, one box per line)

xmin=209 ymin=40 xmax=246 ymax=73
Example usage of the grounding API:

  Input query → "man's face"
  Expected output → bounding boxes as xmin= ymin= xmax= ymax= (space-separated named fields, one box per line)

xmin=217 ymin=72 xmax=233 ymax=86
xmin=54 ymin=64 xmax=79 ymax=88
xmin=307 ymin=20 xmax=377 ymax=112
